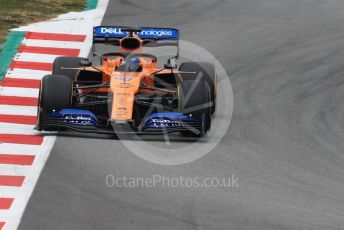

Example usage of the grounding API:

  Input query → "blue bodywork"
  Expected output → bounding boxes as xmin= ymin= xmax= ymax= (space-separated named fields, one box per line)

xmin=44 ymin=109 xmax=202 ymax=133
xmin=94 ymin=26 xmax=179 ymax=39
xmin=144 ymin=112 xmax=201 ymax=129
xmin=47 ymin=109 xmax=98 ymax=126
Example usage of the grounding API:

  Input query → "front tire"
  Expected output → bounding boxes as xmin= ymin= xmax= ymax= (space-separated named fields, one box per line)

xmin=37 ymin=74 xmax=72 ymax=131
xmin=178 ymin=79 xmax=211 ymax=137
xmin=179 ymin=62 xmax=217 ymax=115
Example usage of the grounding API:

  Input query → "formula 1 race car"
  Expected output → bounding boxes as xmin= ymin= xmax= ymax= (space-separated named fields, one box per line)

xmin=35 ymin=26 xmax=217 ymax=137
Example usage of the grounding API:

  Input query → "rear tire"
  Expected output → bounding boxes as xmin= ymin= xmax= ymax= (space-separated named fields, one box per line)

xmin=179 ymin=62 xmax=217 ymax=115
xmin=53 ymin=56 xmax=88 ymax=81
xmin=178 ymin=79 xmax=211 ymax=137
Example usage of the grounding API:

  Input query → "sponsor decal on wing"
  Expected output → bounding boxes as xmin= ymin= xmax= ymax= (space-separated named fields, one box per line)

xmin=95 ymin=27 xmax=178 ymax=39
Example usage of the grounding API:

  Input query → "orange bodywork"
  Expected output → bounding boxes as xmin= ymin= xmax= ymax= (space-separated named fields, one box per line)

xmin=110 ymin=72 xmax=141 ymax=120
xmin=77 ymin=35 xmax=182 ymax=121
xmin=76 ymin=55 xmax=169 ymax=121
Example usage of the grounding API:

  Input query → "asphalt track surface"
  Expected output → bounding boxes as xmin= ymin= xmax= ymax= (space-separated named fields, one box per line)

xmin=20 ymin=0 xmax=344 ymax=229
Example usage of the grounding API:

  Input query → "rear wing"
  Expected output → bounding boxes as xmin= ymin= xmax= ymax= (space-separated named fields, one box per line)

xmin=93 ymin=26 xmax=179 ymax=47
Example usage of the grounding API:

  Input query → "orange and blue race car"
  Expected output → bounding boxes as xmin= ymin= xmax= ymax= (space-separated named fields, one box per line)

xmin=35 ymin=26 xmax=217 ymax=137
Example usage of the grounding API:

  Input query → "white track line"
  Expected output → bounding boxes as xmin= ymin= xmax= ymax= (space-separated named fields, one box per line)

xmin=0 ymin=87 xmax=39 ymax=98
xmin=0 ymin=212 xmax=13 ymax=223
xmin=0 ymin=187 xmax=21 ymax=198
xmin=0 ymin=166 xmax=31 ymax=176
xmin=23 ymin=39 xmax=85 ymax=49
xmin=6 ymin=69 xmax=50 ymax=80
xmin=0 ymin=143 xmax=40 ymax=155
xmin=15 ymin=53 xmax=60 ymax=64
xmin=0 ymin=123 xmax=37 ymax=135
xmin=0 ymin=105 xmax=37 ymax=116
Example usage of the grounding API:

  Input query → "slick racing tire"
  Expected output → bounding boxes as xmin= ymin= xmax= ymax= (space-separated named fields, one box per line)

xmin=178 ymin=79 xmax=211 ymax=137
xmin=53 ymin=56 xmax=88 ymax=81
xmin=179 ymin=62 xmax=217 ymax=115
xmin=40 ymin=74 xmax=72 ymax=112
xmin=37 ymin=74 xmax=72 ymax=131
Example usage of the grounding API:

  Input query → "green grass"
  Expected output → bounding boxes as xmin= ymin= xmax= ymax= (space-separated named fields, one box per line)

xmin=0 ymin=0 xmax=85 ymax=43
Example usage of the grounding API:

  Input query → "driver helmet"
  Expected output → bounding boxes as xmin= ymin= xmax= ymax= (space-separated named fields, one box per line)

xmin=118 ymin=57 xmax=142 ymax=72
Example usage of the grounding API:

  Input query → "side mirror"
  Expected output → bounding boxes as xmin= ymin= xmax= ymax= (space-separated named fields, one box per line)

xmin=80 ymin=60 xmax=92 ymax=67
xmin=93 ymin=52 xmax=103 ymax=64
xmin=164 ymin=58 xmax=177 ymax=69
xmin=164 ymin=63 xmax=175 ymax=69
xmin=93 ymin=52 xmax=102 ymax=58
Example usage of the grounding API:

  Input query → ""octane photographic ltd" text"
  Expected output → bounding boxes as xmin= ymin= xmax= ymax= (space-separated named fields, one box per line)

xmin=106 ymin=174 xmax=239 ymax=188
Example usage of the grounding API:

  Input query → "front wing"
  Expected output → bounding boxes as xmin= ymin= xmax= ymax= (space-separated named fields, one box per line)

xmin=37 ymin=109 xmax=204 ymax=135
